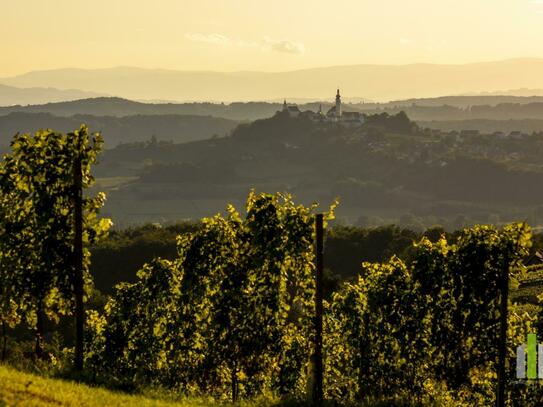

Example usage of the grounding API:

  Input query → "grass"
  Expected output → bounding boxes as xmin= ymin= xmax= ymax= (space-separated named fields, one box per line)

xmin=0 ymin=364 xmax=218 ymax=406
xmin=92 ymin=176 xmax=138 ymax=190
xmin=0 ymin=364 xmax=325 ymax=407
xmin=0 ymin=364 xmax=427 ymax=406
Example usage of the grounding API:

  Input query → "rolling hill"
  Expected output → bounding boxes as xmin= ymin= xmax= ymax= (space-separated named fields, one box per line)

xmin=0 ymin=112 xmax=239 ymax=146
xmin=7 ymin=96 xmax=543 ymax=125
xmin=0 ymin=97 xmax=280 ymax=121
xmin=0 ymin=84 xmax=105 ymax=106
xmin=86 ymin=111 xmax=543 ymax=228
xmin=5 ymin=59 xmax=543 ymax=102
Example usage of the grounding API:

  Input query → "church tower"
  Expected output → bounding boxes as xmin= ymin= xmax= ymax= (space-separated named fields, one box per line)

xmin=335 ymin=88 xmax=342 ymax=118
xmin=283 ymin=99 xmax=288 ymax=112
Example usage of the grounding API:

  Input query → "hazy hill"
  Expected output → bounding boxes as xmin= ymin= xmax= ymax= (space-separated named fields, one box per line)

xmin=0 ymin=112 xmax=238 ymax=146
xmin=417 ymin=119 xmax=543 ymax=134
xmin=378 ymin=95 xmax=543 ymax=108
xmin=359 ymin=103 xmax=543 ymax=121
xmin=87 ymin=112 xmax=543 ymax=228
xmin=5 ymin=59 xmax=543 ymax=101
xmin=0 ymin=97 xmax=281 ymax=121
xmin=7 ymin=96 xmax=543 ymax=124
xmin=0 ymin=84 xmax=104 ymax=106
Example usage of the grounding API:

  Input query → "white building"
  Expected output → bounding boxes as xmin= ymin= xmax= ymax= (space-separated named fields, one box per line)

xmin=282 ymin=100 xmax=301 ymax=118
xmin=282 ymin=89 xmax=364 ymax=127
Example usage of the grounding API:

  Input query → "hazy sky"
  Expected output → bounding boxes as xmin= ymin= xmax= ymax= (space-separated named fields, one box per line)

xmin=2 ymin=0 xmax=543 ymax=77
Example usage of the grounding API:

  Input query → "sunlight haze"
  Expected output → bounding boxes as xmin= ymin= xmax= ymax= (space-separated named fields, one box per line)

xmin=4 ymin=2 xmax=543 ymax=406
xmin=2 ymin=0 xmax=543 ymax=77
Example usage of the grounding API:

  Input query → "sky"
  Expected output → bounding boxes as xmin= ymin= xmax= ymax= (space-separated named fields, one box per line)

xmin=2 ymin=0 xmax=543 ymax=77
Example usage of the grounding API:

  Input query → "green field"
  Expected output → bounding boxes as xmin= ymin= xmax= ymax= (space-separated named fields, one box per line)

xmin=1 ymin=365 xmax=293 ymax=407
xmin=0 ymin=365 xmax=198 ymax=406
xmin=92 ymin=176 xmax=138 ymax=191
xmin=0 ymin=364 xmax=427 ymax=407
xmin=0 ymin=365 xmax=331 ymax=407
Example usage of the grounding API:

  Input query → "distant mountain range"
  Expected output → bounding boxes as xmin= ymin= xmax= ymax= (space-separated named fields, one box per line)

xmin=382 ymin=95 xmax=543 ymax=108
xmin=4 ymin=59 xmax=543 ymax=102
xmin=0 ymin=84 xmax=105 ymax=106
xmin=465 ymin=88 xmax=543 ymax=97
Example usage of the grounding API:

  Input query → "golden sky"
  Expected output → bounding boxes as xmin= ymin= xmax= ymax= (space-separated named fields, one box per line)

xmin=2 ymin=0 xmax=543 ymax=77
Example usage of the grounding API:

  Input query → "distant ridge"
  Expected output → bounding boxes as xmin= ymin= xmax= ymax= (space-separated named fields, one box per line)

xmin=0 ymin=84 xmax=105 ymax=106
xmin=4 ymin=59 xmax=543 ymax=101
xmin=6 ymin=95 xmax=543 ymax=122
xmin=0 ymin=97 xmax=283 ymax=121
xmin=0 ymin=111 xmax=239 ymax=146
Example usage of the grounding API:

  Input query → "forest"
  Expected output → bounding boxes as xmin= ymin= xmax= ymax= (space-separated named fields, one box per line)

xmin=84 ymin=111 xmax=543 ymax=228
xmin=2 ymin=125 xmax=543 ymax=406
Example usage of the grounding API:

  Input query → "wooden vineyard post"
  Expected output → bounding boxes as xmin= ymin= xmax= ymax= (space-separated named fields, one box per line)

xmin=313 ymin=213 xmax=324 ymax=406
xmin=496 ymin=252 xmax=509 ymax=407
xmin=73 ymin=136 xmax=84 ymax=371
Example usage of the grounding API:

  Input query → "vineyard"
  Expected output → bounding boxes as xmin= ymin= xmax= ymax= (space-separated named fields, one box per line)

xmin=2 ymin=127 xmax=543 ymax=406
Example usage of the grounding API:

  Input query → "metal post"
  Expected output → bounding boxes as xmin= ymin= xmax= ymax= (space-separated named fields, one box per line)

xmin=496 ymin=253 xmax=509 ymax=407
xmin=313 ymin=214 xmax=324 ymax=406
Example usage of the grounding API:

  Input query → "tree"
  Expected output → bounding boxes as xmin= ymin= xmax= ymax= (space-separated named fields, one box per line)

xmin=0 ymin=126 xmax=111 ymax=360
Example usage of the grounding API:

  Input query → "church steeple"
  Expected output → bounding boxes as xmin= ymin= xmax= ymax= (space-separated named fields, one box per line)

xmin=335 ymin=88 xmax=342 ymax=118
xmin=283 ymin=99 xmax=287 ymax=111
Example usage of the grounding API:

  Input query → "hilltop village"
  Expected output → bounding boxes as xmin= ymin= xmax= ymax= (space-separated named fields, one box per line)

xmin=280 ymin=89 xmax=365 ymax=127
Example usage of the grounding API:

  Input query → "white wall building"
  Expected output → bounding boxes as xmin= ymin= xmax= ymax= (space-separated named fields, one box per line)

xmin=282 ymin=89 xmax=364 ymax=126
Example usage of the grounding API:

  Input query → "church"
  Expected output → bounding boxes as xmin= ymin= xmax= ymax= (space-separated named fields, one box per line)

xmin=281 ymin=89 xmax=365 ymax=127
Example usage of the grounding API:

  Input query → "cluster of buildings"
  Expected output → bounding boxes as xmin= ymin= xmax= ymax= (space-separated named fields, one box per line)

xmin=280 ymin=89 xmax=365 ymax=128
xmin=430 ymin=129 xmax=532 ymax=141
